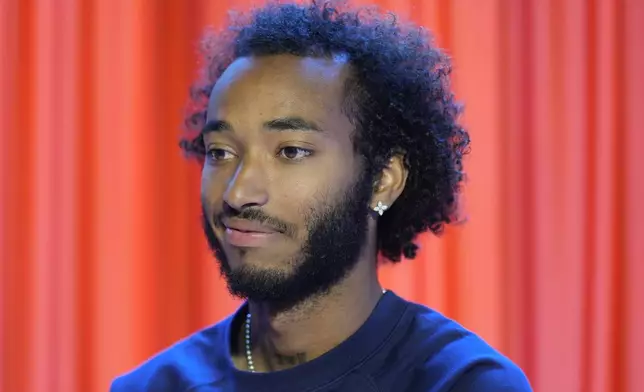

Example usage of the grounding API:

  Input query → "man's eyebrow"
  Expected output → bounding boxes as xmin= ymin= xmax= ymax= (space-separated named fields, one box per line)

xmin=201 ymin=117 xmax=324 ymax=134
xmin=201 ymin=119 xmax=233 ymax=134
xmin=263 ymin=117 xmax=324 ymax=132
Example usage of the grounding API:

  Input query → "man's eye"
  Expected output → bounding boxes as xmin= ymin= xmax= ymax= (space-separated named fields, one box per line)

xmin=207 ymin=149 xmax=235 ymax=162
xmin=278 ymin=146 xmax=313 ymax=161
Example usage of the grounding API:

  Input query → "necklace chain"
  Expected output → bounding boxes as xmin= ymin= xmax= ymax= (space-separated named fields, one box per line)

xmin=244 ymin=289 xmax=387 ymax=372
xmin=244 ymin=312 xmax=255 ymax=372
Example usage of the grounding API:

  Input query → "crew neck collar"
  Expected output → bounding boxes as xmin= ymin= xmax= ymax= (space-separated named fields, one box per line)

xmin=217 ymin=291 xmax=408 ymax=391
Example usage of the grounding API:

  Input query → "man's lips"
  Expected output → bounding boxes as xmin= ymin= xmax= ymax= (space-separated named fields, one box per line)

xmin=223 ymin=219 xmax=280 ymax=234
xmin=222 ymin=219 xmax=280 ymax=247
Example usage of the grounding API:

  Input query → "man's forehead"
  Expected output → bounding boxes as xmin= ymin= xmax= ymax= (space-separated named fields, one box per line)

xmin=207 ymin=54 xmax=351 ymax=119
xmin=227 ymin=54 xmax=350 ymax=77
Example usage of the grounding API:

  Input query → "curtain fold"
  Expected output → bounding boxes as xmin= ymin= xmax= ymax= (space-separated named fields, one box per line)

xmin=1 ymin=0 xmax=642 ymax=391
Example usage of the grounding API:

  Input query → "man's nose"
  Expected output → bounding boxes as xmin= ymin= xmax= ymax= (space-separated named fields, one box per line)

xmin=222 ymin=160 xmax=269 ymax=210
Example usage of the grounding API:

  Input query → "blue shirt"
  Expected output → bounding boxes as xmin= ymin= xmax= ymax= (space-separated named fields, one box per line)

xmin=111 ymin=291 xmax=532 ymax=391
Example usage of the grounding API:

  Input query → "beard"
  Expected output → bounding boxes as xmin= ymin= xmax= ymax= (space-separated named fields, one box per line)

xmin=201 ymin=171 xmax=373 ymax=309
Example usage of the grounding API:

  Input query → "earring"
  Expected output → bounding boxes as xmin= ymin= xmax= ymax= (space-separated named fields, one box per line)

xmin=374 ymin=201 xmax=388 ymax=216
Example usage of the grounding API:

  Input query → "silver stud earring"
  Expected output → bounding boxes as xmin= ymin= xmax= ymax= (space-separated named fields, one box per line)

xmin=374 ymin=201 xmax=388 ymax=216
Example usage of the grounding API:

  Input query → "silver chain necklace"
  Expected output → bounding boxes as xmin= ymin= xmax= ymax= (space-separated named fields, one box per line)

xmin=244 ymin=289 xmax=387 ymax=372
xmin=244 ymin=312 xmax=255 ymax=372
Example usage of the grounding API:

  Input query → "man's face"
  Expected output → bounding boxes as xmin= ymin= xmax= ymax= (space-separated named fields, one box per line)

xmin=200 ymin=54 xmax=374 ymax=305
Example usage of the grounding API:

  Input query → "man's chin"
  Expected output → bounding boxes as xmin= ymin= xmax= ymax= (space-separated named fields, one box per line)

xmin=223 ymin=266 xmax=297 ymax=303
xmin=225 ymin=262 xmax=293 ymax=279
xmin=222 ymin=250 xmax=297 ymax=272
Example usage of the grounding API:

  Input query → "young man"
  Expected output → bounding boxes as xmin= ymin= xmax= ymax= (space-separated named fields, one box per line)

xmin=111 ymin=1 xmax=531 ymax=391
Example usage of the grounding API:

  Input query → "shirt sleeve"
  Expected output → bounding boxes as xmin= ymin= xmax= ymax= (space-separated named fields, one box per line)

xmin=447 ymin=363 xmax=533 ymax=392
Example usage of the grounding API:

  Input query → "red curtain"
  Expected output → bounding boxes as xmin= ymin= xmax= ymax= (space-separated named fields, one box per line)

xmin=1 ymin=0 xmax=643 ymax=391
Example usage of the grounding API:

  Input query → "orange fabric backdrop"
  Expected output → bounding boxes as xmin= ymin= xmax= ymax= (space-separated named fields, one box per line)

xmin=1 ymin=0 xmax=643 ymax=391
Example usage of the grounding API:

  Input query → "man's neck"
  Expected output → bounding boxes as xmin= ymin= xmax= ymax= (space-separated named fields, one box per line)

xmin=240 ymin=259 xmax=383 ymax=372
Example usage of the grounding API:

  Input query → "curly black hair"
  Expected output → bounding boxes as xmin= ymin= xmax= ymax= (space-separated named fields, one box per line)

xmin=180 ymin=0 xmax=470 ymax=262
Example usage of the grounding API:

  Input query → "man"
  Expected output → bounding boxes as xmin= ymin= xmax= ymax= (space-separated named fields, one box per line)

xmin=111 ymin=1 xmax=532 ymax=391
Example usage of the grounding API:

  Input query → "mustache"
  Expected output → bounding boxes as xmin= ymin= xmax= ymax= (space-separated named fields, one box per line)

xmin=213 ymin=207 xmax=295 ymax=237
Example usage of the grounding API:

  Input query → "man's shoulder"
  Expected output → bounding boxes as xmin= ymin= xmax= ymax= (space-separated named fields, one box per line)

xmin=441 ymin=361 xmax=532 ymax=392
xmin=399 ymin=301 xmax=532 ymax=391
xmin=109 ymin=317 xmax=231 ymax=392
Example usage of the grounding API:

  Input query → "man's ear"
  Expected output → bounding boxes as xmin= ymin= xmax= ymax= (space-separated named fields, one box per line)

xmin=370 ymin=154 xmax=408 ymax=213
